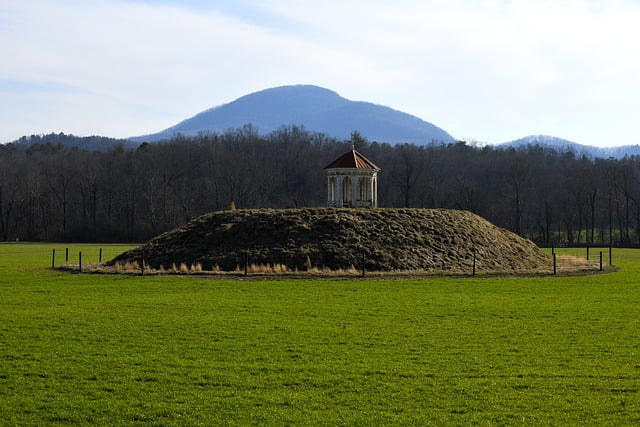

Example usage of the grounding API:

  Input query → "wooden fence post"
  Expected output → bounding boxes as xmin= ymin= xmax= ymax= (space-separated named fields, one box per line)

xmin=553 ymin=253 xmax=557 ymax=275
xmin=79 ymin=251 xmax=82 ymax=273
xmin=586 ymin=246 xmax=590 ymax=260
xmin=99 ymin=248 xmax=102 ymax=263
xmin=599 ymin=251 xmax=603 ymax=271
xmin=51 ymin=248 xmax=55 ymax=269
xmin=609 ymin=245 xmax=612 ymax=266
xmin=65 ymin=247 xmax=69 ymax=262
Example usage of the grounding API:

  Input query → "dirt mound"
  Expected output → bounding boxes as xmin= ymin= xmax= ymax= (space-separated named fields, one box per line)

xmin=110 ymin=208 xmax=551 ymax=273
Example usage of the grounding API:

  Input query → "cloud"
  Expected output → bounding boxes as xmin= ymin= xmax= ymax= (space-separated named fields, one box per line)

xmin=1 ymin=0 xmax=639 ymax=145
xmin=255 ymin=1 xmax=640 ymax=144
xmin=0 ymin=78 xmax=86 ymax=94
xmin=1 ymin=0 xmax=389 ymax=138
xmin=0 ymin=1 xmax=300 ymax=137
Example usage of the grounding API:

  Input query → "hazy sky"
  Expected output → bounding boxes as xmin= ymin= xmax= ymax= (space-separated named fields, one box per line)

xmin=1 ymin=0 xmax=638 ymax=146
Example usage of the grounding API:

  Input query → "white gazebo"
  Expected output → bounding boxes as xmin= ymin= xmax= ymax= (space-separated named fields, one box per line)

xmin=325 ymin=149 xmax=380 ymax=208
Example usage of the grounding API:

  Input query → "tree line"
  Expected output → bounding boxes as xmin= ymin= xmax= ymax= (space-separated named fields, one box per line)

xmin=2 ymin=126 xmax=640 ymax=246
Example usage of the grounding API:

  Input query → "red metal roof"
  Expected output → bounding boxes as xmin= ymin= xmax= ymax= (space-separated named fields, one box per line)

xmin=324 ymin=150 xmax=380 ymax=170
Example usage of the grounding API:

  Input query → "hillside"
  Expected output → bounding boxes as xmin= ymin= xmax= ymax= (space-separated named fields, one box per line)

xmin=10 ymin=133 xmax=137 ymax=151
xmin=131 ymin=85 xmax=456 ymax=145
xmin=110 ymin=208 xmax=551 ymax=274
xmin=498 ymin=135 xmax=640 ymax=159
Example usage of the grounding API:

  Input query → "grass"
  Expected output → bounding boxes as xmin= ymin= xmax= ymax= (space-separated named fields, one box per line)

xmin=1 ymin=243 xmax=639 ymax=424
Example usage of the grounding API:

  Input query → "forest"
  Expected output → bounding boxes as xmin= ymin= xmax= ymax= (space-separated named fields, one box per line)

xmin=1 ymin=126 xmax=640 ymax=246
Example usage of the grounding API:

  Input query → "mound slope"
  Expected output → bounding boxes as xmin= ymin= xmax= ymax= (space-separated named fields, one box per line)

xmin=110 ymin=208 xmax=551 ymax=273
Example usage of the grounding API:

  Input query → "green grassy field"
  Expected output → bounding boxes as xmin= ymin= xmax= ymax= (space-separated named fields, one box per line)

xmin=1 ymin=243 xmax=639 ymax=425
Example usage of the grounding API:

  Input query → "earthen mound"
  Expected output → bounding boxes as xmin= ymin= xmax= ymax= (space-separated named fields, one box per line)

xmin=110 ymin=208 xmax=551 ymax=274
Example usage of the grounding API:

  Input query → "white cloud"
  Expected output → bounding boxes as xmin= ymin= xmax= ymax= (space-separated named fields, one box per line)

xmin=251 ymin=0 xmax=640 ymax=145
xmin=1 ymin=0 xmax=640 ymax=145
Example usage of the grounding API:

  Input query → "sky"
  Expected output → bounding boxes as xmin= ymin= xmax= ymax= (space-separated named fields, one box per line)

xmin=1 ymin=0 xmax=639 ymax=147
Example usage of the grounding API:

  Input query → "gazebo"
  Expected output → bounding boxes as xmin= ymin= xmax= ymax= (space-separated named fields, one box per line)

xmin=325 ymin=149 xmax=380 ymax=208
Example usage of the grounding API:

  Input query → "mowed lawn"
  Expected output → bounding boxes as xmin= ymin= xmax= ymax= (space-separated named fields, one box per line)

xmin=1 ymin=244 xmax=639 ymax=425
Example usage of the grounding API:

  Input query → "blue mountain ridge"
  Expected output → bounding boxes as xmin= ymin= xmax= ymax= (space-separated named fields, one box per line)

xmin=12 ymin=85 xmax=639 ymax=157
xmin=131 ymin=85 xmax=456 ymax=145
xmin=498 ymin=135 xmax=640 ymax=159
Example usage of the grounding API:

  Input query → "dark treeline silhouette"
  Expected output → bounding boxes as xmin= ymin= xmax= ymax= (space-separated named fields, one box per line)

xmin=1 ymin=126 xmax=640 ymax=245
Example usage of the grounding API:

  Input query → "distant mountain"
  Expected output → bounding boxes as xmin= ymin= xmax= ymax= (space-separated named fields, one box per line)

xmin=499 ymin=135 xmax=589 ymax=154
xmin=10 ymin=132 xmax=136 ymax=151
xmin=132 ymin=85 xmax=456 ymax=145
xmin=498 ymin=135 xmax=640 ymax=159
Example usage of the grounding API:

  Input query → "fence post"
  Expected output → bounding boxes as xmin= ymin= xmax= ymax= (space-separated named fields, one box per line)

xmin=472 ymin=249 xmax=476 ymax=276
xmin=553 ymin=253 xmax=557 ymax=275
xmin=79 ymin=251 xmax=82 ymax=273
xmin=586 ymin=246 xmax=590 ymax=260
xmin=609 ymin=245 xmax=612 ymax=266
xmin=599 ymin=251 xmax=603 ymax=271
xmin=51 ymin=248 xmax=55 ymax=269
xmin=99 ymin=248 xmax=102 ymax=263
xmin=551 ymin=246 xmax=555 ymax=255
xmin=65 ymin=247 xmax=69 ymax=262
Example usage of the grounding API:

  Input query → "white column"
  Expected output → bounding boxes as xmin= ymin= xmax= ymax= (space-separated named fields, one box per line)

xmin=351 ymin=174 xmax=358 ymax=207
xmin=369 ymin=176 xmax=374 ymax=206
xmin=336 ymin=176 xmax=343 ymax=208
xmin=373 ymin=175 xmax=378 ymax=207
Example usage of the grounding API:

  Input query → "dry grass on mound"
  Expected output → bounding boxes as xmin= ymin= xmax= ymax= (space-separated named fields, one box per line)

xmin=109 ymin=208 xmax=555 ymax=275
xmin=61 ymin=255 xmax=605 ymax=277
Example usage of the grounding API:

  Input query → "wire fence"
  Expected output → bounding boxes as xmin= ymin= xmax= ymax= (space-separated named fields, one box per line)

xmin=46 ymin=246 xmax=611 ymax=277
